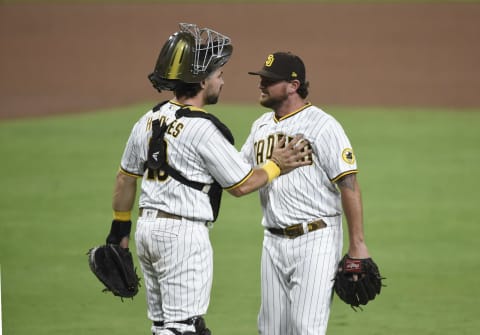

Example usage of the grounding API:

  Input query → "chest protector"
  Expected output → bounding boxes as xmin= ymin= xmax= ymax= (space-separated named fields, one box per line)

xmin=145 ymin=101 xmax=235 ymax=222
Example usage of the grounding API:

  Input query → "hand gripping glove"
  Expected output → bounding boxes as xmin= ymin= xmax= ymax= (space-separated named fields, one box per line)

xmin=333 ymin=254 xmax=384 ymax=310
xmin=87 ymin=244 xmax=141 ymax=299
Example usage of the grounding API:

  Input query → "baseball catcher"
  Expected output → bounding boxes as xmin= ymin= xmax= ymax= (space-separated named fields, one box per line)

xmin=333 ymin=254 xmax=385 ymax=310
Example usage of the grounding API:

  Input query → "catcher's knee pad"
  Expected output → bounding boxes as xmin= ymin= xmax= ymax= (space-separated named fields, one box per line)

xmin=152 ymin=329 xmax=180 ymax=335
xmin=186 ymin=316 xmax=211 ymax=335
xmin=152 ymin=316 xmax=210 ymax=335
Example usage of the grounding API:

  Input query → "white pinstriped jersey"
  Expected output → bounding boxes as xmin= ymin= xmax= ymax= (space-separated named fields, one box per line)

xmin=240 ymin=103 xmax=358 ymax=229
xmin=120 ymin=100 xmax=252 ymax=222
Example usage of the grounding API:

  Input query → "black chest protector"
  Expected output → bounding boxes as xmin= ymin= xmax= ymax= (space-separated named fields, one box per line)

xmin=145 ymin=101 xmax=235 ymax=222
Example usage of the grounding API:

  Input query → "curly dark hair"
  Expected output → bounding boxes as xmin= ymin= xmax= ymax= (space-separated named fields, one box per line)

xmin=174 ymin=81 xmax=202 ymax=99
xmin=297 ymin=81 xmax=310 ymax=99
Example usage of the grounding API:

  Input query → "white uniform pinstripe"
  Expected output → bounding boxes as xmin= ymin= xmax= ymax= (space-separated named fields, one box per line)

xmin=240 ymin=103 xmax=358 ymax=335
xmin=121 ymin=101 xmax=251 ymax=222
xmin=120 ymin=100 xmax=252 ymax=330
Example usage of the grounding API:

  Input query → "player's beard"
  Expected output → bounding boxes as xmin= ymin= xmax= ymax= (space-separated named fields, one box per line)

xmin=205 ymin=91 xmax=220 ymax=105
xmin=205 ymin=84 xmax=222 ymax=105
xmin=260 ymin=91 xmax=288 ymax=110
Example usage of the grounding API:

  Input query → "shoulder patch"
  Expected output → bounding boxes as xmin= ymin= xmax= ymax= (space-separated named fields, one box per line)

xmin=342 ymin=148 xmax=355 ymax=164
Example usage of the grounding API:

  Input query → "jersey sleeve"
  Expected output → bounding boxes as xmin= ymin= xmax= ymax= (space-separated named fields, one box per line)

xmin=119 ymin=118 xmax=149 ymax=177
xmin=198 ymin=125 xmax=252 ymax=189
xmin=316 ymin=117 xmax=358 ymax=182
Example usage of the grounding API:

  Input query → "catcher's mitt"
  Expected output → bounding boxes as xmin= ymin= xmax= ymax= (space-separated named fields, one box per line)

xmin=87 ymin=244 xmax=140 ymax=299
xmin=333 ymin=254 xmax=384 ymax=310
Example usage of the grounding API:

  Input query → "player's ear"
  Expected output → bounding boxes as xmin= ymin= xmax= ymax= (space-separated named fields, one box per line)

xmin=287 ymin=80 xmax=300 ymax=94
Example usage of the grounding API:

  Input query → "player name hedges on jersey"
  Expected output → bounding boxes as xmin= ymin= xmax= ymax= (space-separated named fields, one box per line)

xmin=145 ymin=114 xmax=185 ymax=138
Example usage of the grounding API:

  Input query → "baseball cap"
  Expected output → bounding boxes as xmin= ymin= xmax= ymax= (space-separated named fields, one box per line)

xmin=248 ymin=52 xmax=306 ymax=83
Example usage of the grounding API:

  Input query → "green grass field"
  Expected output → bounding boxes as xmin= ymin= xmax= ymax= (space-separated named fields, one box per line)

xmin=1 ymin=103 xmax=479 ymax=334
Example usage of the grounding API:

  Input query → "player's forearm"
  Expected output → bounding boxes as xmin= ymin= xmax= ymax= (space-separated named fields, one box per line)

xmin=229 ymin=135 xmax=312 ymax=197
xmin=227 ymin=168 xmax=269 ymax=197
xmin=338 ymin=174 xmax=369 ymax=258
xmin=110 ymin=171 xmax=137 ymax=248
xmin=112 ymin=170 xmax=138 ymax=212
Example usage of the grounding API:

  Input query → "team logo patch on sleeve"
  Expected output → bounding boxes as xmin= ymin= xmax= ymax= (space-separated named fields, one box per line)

xmin=342 ymin=148 xmax=355 ymax=164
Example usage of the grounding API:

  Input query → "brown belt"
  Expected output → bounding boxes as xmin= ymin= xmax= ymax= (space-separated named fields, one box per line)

xmin=267 ymin=219 xmax=326 ymax=238
xmin=139 ymin=208 xmax=182 ymax=220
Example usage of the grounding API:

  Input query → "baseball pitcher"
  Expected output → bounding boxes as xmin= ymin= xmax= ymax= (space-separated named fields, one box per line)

xmin=242 ymin=52 xmax=383 ymax=335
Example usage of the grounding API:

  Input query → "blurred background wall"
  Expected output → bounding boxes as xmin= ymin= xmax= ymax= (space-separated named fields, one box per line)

xmin=1 ymin=3 xmax=479 ymax=119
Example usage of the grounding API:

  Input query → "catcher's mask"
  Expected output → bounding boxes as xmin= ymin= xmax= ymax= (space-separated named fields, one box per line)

xmin=148 ymin=23 xmax=233 ymax=92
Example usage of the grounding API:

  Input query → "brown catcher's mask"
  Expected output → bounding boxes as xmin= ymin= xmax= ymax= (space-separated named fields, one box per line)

xmin=148 ymin=23 xmax=233 ymax=92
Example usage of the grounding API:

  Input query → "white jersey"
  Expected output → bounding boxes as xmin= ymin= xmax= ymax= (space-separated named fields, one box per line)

xmin=120 ymin=100 xmax=252 ymax=222
xmin=240 ymin=103 xmax=358 ymax=229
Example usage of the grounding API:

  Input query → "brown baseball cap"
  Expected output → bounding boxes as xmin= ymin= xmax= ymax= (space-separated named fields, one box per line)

xmin=248 ymin=52 xmax=306 ymax=83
